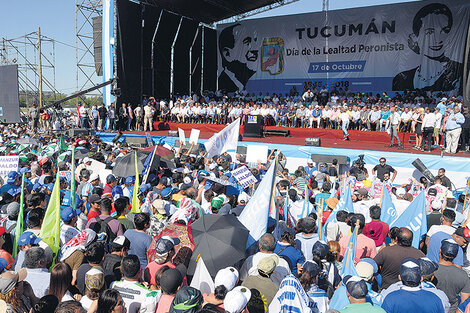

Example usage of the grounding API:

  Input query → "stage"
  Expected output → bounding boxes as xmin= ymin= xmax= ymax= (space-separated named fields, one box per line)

xmin=97 ymin=122 xmax=470 ymax=189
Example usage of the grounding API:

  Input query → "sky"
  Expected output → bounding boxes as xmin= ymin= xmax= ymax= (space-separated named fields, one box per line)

xmin=0 ymin=0 xmax=418 ymax=96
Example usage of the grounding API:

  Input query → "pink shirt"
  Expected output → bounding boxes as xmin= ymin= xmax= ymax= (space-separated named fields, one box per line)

xmin=339 ymin=233 xmax=377 ymax=262
xmin=156 ymin=294 xmax=175 ymax=313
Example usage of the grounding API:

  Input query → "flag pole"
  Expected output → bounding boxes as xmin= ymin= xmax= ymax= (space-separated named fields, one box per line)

xmin=71 ymin=146 xmax=76 ymax=211
xmin=270 ymin=152 xmax=279 ymax=238
xmin=12 ymin=173 xmax=25 ymax=258
xmin=318 ymin=198 xmax=324 ymax=240
xmin=380 ymin=182 xmax=385 ymax=207
xmin=464 ymin=178 xmax=470 ymax=225
xmin=142 ymin=145 xmax=157 ymax=184
xmin=345 ymin=219 xmax=360 ymax=269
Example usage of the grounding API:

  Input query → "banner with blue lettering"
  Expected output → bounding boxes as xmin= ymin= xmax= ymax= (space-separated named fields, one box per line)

xmin=269 ymin=275 xmax=320 ymax=313
xmin=217 ymin=0 xmax=469 ymax=94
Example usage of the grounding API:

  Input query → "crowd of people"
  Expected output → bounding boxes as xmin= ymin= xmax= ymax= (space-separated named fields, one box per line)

xmin=0 ymin=121 xmax=469 ymax=313
xmin=28 ymin=88 xmax=469 ymax=154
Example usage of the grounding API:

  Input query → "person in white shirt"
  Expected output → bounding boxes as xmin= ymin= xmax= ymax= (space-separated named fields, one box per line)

xmin=302 ymin=89 xmax=314 ymax=104
xmin=239 ymin=233 xmax=291 ymax=285
xmin=339 ymin=107 xmax=350 ymax=140
xmin=321 ymin=105 xmax=332 ymax=128
xmin=171 ymin=105 xmax=180 ymax=122
xmin=433 ymin=108 xmax=443 ymax=146
xmin=60 ymin=207 xmax=80 ymax=246
xmin=400 ymin=107 xmax=412 ymax=132
xmin=426 ymin=208 xmax=456 ymax=245
xmin=388 ymin=107 xmax=403 ymax=148
xmin=421 ymin=109 xmax=437 ymax=152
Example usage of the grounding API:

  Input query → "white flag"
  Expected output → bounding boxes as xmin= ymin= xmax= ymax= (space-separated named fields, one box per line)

xmin=190 ymin=257 xmax=214 ymax=294
xmin=238 ymin=160 xmax=276 ymax=248
xmin=204 ymin=118 xmax=240 ymax=158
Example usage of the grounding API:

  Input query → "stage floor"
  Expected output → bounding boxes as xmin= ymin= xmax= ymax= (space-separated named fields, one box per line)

xmin=118 ymin=122 xmax=470 ymax=158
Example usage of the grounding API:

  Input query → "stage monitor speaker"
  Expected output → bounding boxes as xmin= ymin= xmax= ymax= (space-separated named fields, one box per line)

xmin=243 ymin=115 xmax=263 ymax=138
xmin=69 ymin=128 xmax=95 ymax=137
xmin=412 ymin=158 xmax=435 ymax=182
xmin=310 ymin=154 xmax=348 ymax=165
xmin=168 ymin=130 xmax=178 ymax=137
xmin=305 ymin=137 xmax=321 ymax=146
xmin=125 ymin=136 xmax=148 ymax=147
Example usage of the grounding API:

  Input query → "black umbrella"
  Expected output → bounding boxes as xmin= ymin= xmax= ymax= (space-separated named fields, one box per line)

xmin=188 ymin=214 xmax=249 ymax=277
xmin=74 ymin=148 xmax=91 ymax=159
xmin=112 ymin=150 xmax=160 ymax=178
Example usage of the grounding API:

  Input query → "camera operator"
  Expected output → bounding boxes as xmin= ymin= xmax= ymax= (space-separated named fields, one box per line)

xmin=348 ymin=156 xmax=368 ymax=181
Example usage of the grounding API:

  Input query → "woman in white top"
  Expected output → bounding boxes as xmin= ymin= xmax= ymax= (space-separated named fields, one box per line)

xmin=48 ymin=262 xmax=75 ymax=302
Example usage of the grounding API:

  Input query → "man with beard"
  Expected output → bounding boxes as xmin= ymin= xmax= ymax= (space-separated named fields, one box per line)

xmin=218 ymin=24 xmax=258 ymax=93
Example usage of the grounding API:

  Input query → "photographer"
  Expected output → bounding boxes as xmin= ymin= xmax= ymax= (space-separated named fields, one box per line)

xmin=349 ymin=156 xmax=368 ymax=181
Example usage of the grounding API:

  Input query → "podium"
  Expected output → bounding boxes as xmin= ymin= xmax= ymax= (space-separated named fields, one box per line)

xmin=243 ymin=115 xmax=264 ymax=138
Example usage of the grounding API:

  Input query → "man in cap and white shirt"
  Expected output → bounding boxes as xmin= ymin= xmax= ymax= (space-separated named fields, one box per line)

xmin=240 ymin=233 xmax=291 ymax=285
xmin=81 ymin=172 xmax=101 ymax=200
xmin=381 ymin=258 xmax=444 ymax=313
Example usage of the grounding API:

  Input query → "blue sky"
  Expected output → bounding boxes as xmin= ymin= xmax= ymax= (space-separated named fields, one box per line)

xmin=0 ymin=0 xmax=417 ymax=95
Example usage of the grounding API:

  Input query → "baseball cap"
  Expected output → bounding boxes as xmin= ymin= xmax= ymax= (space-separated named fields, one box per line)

xmin=441 ymin=238 xmax=460 ymax=257
xmin=224 ymin=286 xmax=252 ymax=313
xmin=83 ymin=157 xmax=92 ymax=164
xmin=454 ymin=227 xmax=470 ymax=242
xmin=17 ymin=231 xmax=41 ymax=246
xmin=257 ymin=255 xmax=278 ymax=276
xmin=0 ymin=269 xmax=27 ymax=295
xmin=155 ymin=236 xmax=181 ymax=256
xmin=237 ymin=192 xmax=249 ymax=204
xmin=170 ymin=286 xmax=203 ymax=313
xmin=60 ymin=206 xmax=81 ymax=222
xmin=441 ymin=97 xmax=448 ymax=101
xmin=299 ymin=217 xmax=316 ymax=234
xmin=88 ymin=194 xmax=102 ymax=204
xmin=302 ymin=261 xmax=321 ymax=278
xmin=0 ymin=259 xmax=7 ymax=272
xmin=431 ymin=200 xmax=442 ymax=210
xmin=125 ymin=176 xmax=135 ymax=184
xmin=45 ymin=183 xmax=54 ymax=192
xmin=7 ymin=187 xmax=20 ymax=197
xmin=160 ymin=267 xmax=185 ymax=294
xmin=428 ymin=188 xmax=437 ymax=197
xmin=110 ymin=236 xmax=130 ymax=249
xmin=160 ymin=187 xmax=174 ymax=199
xmin=417 ymin=257 xmax=439 ymax=276
xmin=179 ymin=183 xmax=192 ymax=191
xmin=85 ymin=267 xmax=105 ymax=291
xmin=361 ymin=258 xmax=378 ymax=274
xmin=19 ymin=167 xmax=31 ymax=174
xmin=214 ymin=267 xmax=239 ymax=291
xmin=106 ymin=174 xmax=117 ymax=184
xmin=356 ymin=261 xmax=374 ymax=281
xmin=343 ymin=275 xmax=368 ymax=299
xmin=139 ymin=184 xmax=152 ymax=194
xmin=307 ymin=159 xmax=314 ymax=164
xmin=6 ymin=202 xmax=19 ymax=218
xmin=312 ymin=240 xmax=330 ymax=259
xmin=89 ymin=173 xmax=100 ymax=182
xmin=400 ymin=258 xmax=422 ymax=285
xmin=152 ymin=199 xmax=166 ymax=215
xmin=396 ymin=188 xmax=406 ymax=197
xmin=6 ymin=172 xmax=19 ymax=184
xmin=356 ymin=188 xmax=368 ymax=197
xmin=159 ymin=176 xmax=171 ymax=187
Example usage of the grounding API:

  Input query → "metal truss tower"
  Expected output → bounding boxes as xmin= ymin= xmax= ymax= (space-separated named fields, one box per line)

xmin=0 ymin=32 xmax=58 ymax=107
xmin=76 ymin=0 xmax=102 ymax=99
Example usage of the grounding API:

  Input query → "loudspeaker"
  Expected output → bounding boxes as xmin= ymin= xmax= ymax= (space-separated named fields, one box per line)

xmin=243 ymin=115 xmax=263 ymax=138
xmin=310 ymin=154 xmax=348 ymax=165
xmin=168 ymin=130 xmax=178 ymax=137
xmin=92 ymin=16 xmax=102 ymax=76
xmin=412 ymin=158 xmax=435 ymax=182
xmin=69 ymin=128 xmax=95 ymax=137
xmin=305 ymin=137 xmax=321 ymax=146
xmin=125 ymin=136 xmax=148 ymax=147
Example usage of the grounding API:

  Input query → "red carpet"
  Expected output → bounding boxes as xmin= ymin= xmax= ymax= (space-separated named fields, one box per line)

xmin=120 ymin=122 xmax=470 ymax=158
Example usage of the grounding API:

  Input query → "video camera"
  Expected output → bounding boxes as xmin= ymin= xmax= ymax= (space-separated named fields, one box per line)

xmin=354 ymin=154 xmax=366 ymax=169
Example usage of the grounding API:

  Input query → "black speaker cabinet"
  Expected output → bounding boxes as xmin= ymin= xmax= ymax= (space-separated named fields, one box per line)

xmin=243 ymin=115 xmax=263 ymax=138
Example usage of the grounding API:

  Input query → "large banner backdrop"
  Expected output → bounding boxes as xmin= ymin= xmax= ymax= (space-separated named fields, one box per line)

xmin=217 ymin=0 xmax=470 ymax=94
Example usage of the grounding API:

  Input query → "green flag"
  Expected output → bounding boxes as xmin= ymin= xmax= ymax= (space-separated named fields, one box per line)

xmin=12 ymin=173 xmax=25 ymax=259
xmin=131 ymin=151 xmax=140 ymax=213
xmin=71 ymin=147 xmax=76 ymax=211
xmin=39 ymin=170 xmax=61 ymax=258
xmin=59 ymin=135 xmax=67 ymax=151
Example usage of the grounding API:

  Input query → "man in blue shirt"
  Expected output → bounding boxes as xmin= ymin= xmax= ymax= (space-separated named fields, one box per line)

xmin=444 ymin=106 xmax=465 ymax=154
xmin=382 ymin=258 xmax=444 ymax=313
xmin=304 ymin=159 xmax=317 ymax=179
xmin=426 ymin=228 xmax=466 ymax=266
xmin=437 ymin=98 xmax=447 ymax=115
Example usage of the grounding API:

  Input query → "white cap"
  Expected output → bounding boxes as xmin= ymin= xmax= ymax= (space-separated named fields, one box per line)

xmin=209 ymin=163 xmax=217 ymax=170
xmin=83 ymin=157 xmax=92 ymax=164
xmin=431 ymin=200 xmax=443 ymax=210
xmin=214 ymin=267 xmax=239 ymax=291
xmin=224 ymin=286 xmax=251 ymax=313
xmin=396 ymin=188 xmax=406 ymax=197
xmin=307 ymin=159 xmax=314 ymax=164
xmin=89 ymin=173 xmax=100 ymax=182
xmin=238 ymin=192 xmax=249 ymax=203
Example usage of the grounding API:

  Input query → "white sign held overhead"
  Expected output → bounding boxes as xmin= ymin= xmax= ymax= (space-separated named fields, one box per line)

xmin=246 ymin=145 xmax=268 ymax=163
xmin=189 ymin=129 xmax=200 ymax=145
xmin=231 ymin=165 xmax=258 ymax=189
xmin=178 ymin=128 xmax=186 ymax=145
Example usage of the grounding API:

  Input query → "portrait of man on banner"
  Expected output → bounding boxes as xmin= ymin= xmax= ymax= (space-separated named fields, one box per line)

xmin=393 ymin=3 xmax=463 ymax=91
xmin=218 ymin=23 xmax=259 ymax=93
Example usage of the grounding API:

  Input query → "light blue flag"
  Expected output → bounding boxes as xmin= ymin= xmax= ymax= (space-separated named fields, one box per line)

xmin=341 ymin=226 xmax=359 ymax=276
xmin=389 ymin=191 xmax=427 ymax=248
xmin=380 ymin=185 xmax=398 ymax=225
xmin=238 ymin=159 xmax=277 ymax=249
xmin=323 ymin=182 xmax=354 ymax=234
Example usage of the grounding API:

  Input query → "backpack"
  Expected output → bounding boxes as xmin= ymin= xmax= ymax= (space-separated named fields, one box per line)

xmin=94 ymin=216 xmax=116 ymax=243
